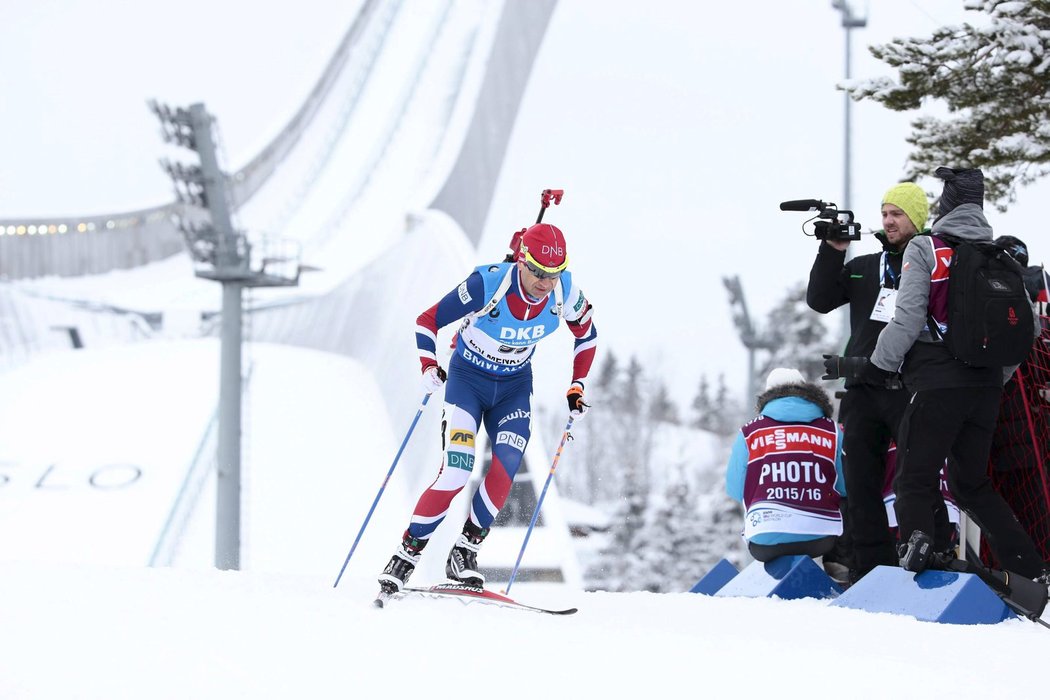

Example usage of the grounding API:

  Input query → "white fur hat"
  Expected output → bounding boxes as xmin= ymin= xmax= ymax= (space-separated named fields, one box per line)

xmin=765 ymin=367 xmax=806 ymax=391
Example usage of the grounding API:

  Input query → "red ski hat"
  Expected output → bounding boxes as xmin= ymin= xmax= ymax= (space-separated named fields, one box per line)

xmin=518 ymin=223 xmax=568 ymax=278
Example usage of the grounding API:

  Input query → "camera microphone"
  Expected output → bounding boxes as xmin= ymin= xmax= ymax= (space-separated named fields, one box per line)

xmin=780 ymin=197 xmax=862 ymax=241
xmin=779 ymin=199 xmax=827 ymax=212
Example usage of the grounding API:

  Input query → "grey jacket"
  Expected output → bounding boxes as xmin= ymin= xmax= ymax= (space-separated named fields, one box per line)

xmin=870 ymin=204 xmax=1038 ymax=387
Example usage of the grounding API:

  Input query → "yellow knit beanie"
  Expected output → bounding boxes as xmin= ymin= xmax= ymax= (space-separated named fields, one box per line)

xmin=882 ymin=182 xmax=929 ymax=232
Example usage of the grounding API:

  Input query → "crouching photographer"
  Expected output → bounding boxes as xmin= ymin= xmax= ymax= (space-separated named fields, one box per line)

xmin=794 ymin=182 xmax=930 ymax=583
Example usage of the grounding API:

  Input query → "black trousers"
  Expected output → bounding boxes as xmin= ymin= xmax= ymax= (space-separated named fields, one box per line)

xmin=748 ymin=536 xmax=837 ymax=563
xmin=894 ymin=386 xmax=1045 ymax=579
xmin=838 ymin=385 xmax=910 ymax=575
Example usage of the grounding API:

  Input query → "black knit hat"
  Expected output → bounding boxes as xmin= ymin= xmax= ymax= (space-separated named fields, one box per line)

xmin=995 ymin=235 xmax=1029 ymax=267
xmin=935 ymin=166 xmax=984 ymax=216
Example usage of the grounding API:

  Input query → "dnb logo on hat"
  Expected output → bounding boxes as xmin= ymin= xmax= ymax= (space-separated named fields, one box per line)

xmin=519 ymin=223 xmax=568 ymax=277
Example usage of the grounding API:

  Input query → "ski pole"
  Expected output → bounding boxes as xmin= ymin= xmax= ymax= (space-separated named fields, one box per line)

xmin=504 ymin=416 xmax=574 ymax=594
xmin=333 ymin=392 xmax=432 ymax=588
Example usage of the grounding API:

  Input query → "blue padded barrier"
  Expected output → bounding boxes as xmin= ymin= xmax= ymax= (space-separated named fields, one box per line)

xmin=830 ymin=565 xmax=1016 ymax=625
xmin=689 ymin=558 xmax=739 ymax=595
xmin=714 ymin=555 xmax=843 ymax=601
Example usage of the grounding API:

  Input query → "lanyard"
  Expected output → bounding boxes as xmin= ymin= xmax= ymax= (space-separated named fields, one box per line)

xmin=880 ymin=252 xmax=898 ymax=288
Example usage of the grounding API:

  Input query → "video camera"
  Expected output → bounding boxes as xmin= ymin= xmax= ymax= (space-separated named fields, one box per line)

xmin=780 ymin=199 xmax=862 ymax=242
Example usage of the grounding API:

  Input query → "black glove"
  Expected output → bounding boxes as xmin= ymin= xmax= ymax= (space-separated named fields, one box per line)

xmin=858 ymin=361 xmax=896 ymax=386
xmin=821 ymin=354 xmax=870 ymax=381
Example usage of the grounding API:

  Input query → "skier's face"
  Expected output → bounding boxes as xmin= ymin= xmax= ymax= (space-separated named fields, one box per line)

xmin=517 ymin=261 xmax=558 ymax=299
xmin=881 ymin=204 xmax=918 ymax=248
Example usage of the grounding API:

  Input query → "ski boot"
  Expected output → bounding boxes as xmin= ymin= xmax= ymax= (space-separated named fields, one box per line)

xmin=446 ymin=521 xmax=489 ymax=587
xmin=378 ymin=533 xmax=427 ymax=595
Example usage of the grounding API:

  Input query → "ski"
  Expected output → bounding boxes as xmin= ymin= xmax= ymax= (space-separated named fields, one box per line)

xmin=947 ymin=559 xmax=1049 ymax=628
xmin=406 ymin=583 xmax=578 ymax=615
xmin=376 ymin=582 xmax=577 ymax=615
xmin=373 ymin=589 xmax=395 ymax=609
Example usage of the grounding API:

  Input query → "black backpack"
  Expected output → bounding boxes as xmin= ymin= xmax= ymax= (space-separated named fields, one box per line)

xmin=927 ymin=234 xmax=1034 ymax=367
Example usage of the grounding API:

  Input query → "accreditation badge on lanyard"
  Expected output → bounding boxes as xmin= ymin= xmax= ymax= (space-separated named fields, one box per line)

xmin=869 ymin=252 xmax=898 ymax=323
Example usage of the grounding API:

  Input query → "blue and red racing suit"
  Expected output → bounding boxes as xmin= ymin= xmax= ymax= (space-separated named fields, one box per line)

xmin=408 ymin=262 xmax=597 ymax=538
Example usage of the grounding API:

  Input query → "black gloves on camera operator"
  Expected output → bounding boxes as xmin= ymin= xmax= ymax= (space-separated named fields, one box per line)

xmin=822 ymin=354 xmax=897 ymax=386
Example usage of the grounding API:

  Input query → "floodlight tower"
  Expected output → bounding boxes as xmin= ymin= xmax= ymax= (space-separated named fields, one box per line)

xmin=723 ymin=276 xmax=777 ymax=404
xmin=151 ymin=101 xmax=302 ymax=571
xmin=832 ymin=0 xmax=867 ymax=343
xmin=832 ymin=0 xmax=867 ymax=213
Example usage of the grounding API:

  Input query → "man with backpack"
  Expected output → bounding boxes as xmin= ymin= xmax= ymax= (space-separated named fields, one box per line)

xmin=862 ymin=167 xmax=1047 ymax=581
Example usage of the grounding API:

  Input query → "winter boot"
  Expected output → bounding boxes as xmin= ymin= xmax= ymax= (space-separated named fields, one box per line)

xmin=822 ymin=559 xmax=851 ymax=588
xmin=378 ymin=533 xmax=427 ymax=594
xmin=446 ymin=521 xmax=489 ymax=587
xmin=898 ymin=530 xmax=933 ymax=573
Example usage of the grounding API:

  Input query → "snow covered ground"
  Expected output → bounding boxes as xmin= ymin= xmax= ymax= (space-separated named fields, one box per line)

xmin=1 ymin=340 xmax=1047 ymax=699
xmin=1 ymin=560 xmax=1048 ymax=699
xmin=0 ymin=323 xmax=1041 ymax=698
xmin=0 ymin=341 xmax=403 ymax=574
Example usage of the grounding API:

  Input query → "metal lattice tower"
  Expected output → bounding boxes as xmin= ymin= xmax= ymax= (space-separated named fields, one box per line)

xmin=151 ymin=100 xmax=303 ymax=570
xmin=723 ymin=275 xmax=777 ymax=404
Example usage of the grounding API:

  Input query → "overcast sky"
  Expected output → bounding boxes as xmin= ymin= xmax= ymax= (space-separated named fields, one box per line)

xmin=482 ymin=0 xmax=1050 ymax=405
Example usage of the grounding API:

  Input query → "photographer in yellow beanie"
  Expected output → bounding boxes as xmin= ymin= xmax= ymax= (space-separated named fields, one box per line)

xmin=806 ymin=180 xmax=929 ymax=585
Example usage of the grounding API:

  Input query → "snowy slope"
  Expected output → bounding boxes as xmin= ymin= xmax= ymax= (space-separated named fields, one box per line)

xmin=0 ymin=341 xmax=402 ymax=575
xmin=0 ymin=562 xmax=1047 ymax=699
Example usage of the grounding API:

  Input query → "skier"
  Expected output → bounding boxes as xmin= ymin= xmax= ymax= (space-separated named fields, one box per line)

xmin=377 ymin=222 xmax=597 ymax=595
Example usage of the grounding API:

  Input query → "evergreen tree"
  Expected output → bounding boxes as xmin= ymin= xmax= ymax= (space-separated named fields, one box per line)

xmin=648 ymin=380 xmax=679 ymax=425
xmin=758 ymin=281 xmax=831 ymax=382
xmin=624 ymin=489 xmax=669 ymax=593
xmin=710 ymin=373 xmax=739 ymax=436
xmin=633 ymin=474 xmax=716 ymax=592
xmin=694 ymin=491 xmax=749 ymax=573
xmin=595 ymin=351 xmax=619 ymax=392
xmin=847 ymin=1 xmax=1050 ymax=209
xmin=565 ymin=344 xmax=745 ymax=591
xmin=621 ymin=355 xmax=644 ymax=411
xmin=573 ymin=351 xmax=617 ymax=503
xmin=583 ymin=354 xmax=663 ymax=589
xmin=691 ymin=374 xmax=713 ymax=430
xmin=589 ymin=472 xmax=649 ymax=591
